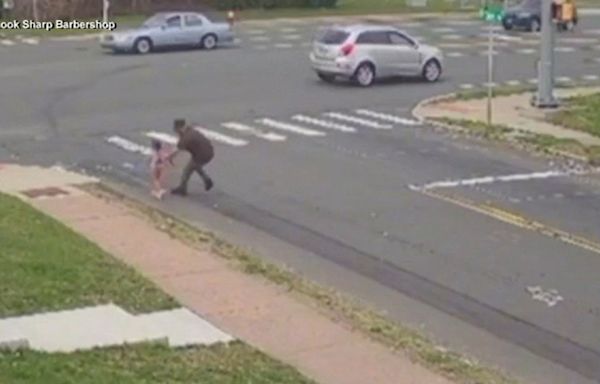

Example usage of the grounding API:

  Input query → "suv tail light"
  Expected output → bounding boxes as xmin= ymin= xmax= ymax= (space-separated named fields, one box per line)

xmin=340 ymin=43 xmax=354 ymax=56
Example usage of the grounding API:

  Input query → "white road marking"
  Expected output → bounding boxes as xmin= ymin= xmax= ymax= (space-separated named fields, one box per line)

xmin=554 ymin=46 xmax=575 ymax=52
xmin=194 ymin=127 xmax=248 ymax=147
xmin=324 ymin=112 xmax=392 ymax=130
xmin=479 ymin=50 xmax=499 ymax=56
xmin=249 ymin=36 xmax=271 ymax=42
xmin=410 ymin=169 xmax=593 ymax=191
xmin=281 ymin=34 xmax=302 ymax=40
xmin=582 ymin=28 xmax=600 ymax=35
xmin=292 ymin=115 xmax=356 ymax=133
xmin=560 ymin=37 xmax=597 ymax=44
xmin=280 ymin=27 xmax=298 ymax=33
xmin=0 ymin=39 xmax=15 ymax=46
xmin=21 ymin=37 xmax=39 ymax=45
xmin=245 ymin=29 xmax=267 ymax=35
xmin=482 ymin=82 xmax=498 ymax=87
xmin=517 ymin=48 xmax=537 ymax=55
xmin=556 ymin=76 xmax=572 ymax=83
xmin=506 ymin=80 xmax=522 ymax=86
xmin=527 ymin=286 xmax=563 ymax=307
xmin=496 ymin=34 xmax=522 ymax=42
xmin=221 ymin=122 xmax=286 ymax=142
xmin=274 ymin=43 xmax=294 ymax=48
xmin=447 ymin=52 xmax=465 ymax=58
xmin=255 ymin=45 xmax=268 ymax=50
xmin=257 ymin=118 xmax=326 ymax=137
xmin=527 ymin=78 xmax=538 ymax=84
xmin=441 ymin=34 xmax=462 ymax=40
xmin=106 ymin=136 xmax=152 ymax=156
xmin=460 ymin=83 xmax=475 ymax=89
xmin=355 ymin=109 xmax=421 ymax=126
xmin=300 ymin=42 xmax=311 ymax=47
xmin=583 ymin=74 xmax=599 ymax=81
xmin=432 ymin=27 xmax=455 ymax=33
xmin=146 ymin=131 xmax=178 ymax=145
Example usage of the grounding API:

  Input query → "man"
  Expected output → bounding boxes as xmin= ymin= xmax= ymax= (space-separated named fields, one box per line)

xmin=168 ymin=118 xmax=214 ymax=196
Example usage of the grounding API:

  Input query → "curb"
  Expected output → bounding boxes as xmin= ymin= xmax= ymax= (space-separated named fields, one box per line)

xmin=410 ymin=92 xmax=593 ymax=165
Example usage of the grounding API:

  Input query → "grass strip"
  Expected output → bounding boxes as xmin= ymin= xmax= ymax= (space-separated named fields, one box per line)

xmin=85 ymin=183 xmax=518 ymax=384
xmin=0 ymin=342 xmax=315 ymax=384
xmin=0 ymin=192 xmax=177 ymax=317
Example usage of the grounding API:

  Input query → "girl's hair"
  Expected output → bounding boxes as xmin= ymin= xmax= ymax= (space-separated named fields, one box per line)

xmin=151 ymin=139 xmax=162 ymax=152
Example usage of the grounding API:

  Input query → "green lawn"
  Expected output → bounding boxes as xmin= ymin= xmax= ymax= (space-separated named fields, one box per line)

xmin=0 ymin=342 xmax=315 ymax=384
xmin=0 ymin=192 xmax=177 ymax=317
xmin=550 ymin=93 xmax=600 ymax=138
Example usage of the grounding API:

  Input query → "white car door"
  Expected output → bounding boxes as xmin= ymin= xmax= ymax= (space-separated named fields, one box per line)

xmin=183 ymin=14 xmax=206 ymax=45
xmin=355 ymin=31 xmax=395 ymax=77
xmin=387 ymin=31 xmax=421 ymax=75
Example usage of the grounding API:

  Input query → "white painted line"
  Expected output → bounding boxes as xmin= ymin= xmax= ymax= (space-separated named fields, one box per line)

xmin=554 ymin=46 xmax=575 ymax=52
xmin=194 ymin=127 xmax=248 ymax=147
xmin=233 ymin=38 xmax=243 ymax=45
xmin=496 ymin=34 xmax=522 ymax=42
xmin=21 ymin=37 xmax=39 ymax=45
xmin=355 ymin=109 xmax=422 ymax=126
xmin=221 ymin=122 xmax=286 ymax=142
xmin=580 ymin=9 xmax=600 ymax=16
xmin=583 ymin=75 xmax=599 ymax=81
xmin=441 ymin=34 xmax=462 ymax=40
xmin=517 ymin=48 xmax=537 ymax=55
xmin=479 ymin=50 xmax=499 ymax=56
xmin=582 ymin=28 xmax=600 ymax=35
xmin=460 ymin=83 xmax=475 ymax=89
xmin=106 ymin=136 xmax=152 ymax=156
xmin=0 ymin=39 xmax=15 ymax=46
xmin=506 ymin=80 xmax=522 ymax=86
xmin=432 ymin=27 xmax=455 ymax=33
xmin=482 ymin=82 xmax=498 ymax=88
xmin=324 ymin=112 xmax=392 ymax=130
xmin=447 ymin=52 xmax=465 ymax=58
xmin=255 ymin=45 xmax=268 ymax=50
xmin=527 ymin=78 xmax=538 ymax=84
xmin=274 ymin=43 xmax=294 ymax=48
xmin=146 ymin=132 xmax=178 ymax=145
xmin=249 ymin=36 xmax=271 ymax=42
xmin=556 ymin=76 xmax=572 ymax=83
xmin=280 ymin=27 xmax=298 ymax=33
xmin=300 ymin=42 xmax=311 ymax=47
xmin=281 ymin=34 xmax=302 ymax=40
xmin=291 ymin=115 xmax=356 ymax=133
xmin=257 ymin=118 xmax=326 ymax=137
xmin=410 ymin=169 xmax=592 ymax=191
xmin=245 ymin=29 xmax=267 ymax=35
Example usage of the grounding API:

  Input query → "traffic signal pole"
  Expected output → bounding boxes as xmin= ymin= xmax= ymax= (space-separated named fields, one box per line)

xmin=532 ymin=0 xmax=559 ymax=108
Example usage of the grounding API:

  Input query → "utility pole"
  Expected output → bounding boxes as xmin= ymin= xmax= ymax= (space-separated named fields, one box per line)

xmin=486 ymin=24 xmax=495 ymax=126
xmin=32 ymin=0 xmax=38 ymax=21
xmin=102 ymin=0 xmax=109 ymax=24
xmin=532 ymin=0 xmax=559 ymax=108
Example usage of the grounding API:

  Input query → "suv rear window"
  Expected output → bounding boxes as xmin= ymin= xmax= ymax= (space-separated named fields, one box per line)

xmin=318 ymin=30 xmax=350 ymax=45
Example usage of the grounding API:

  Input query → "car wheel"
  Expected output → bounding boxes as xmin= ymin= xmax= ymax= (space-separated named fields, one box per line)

xmin=502 ymin=19 xmax=513 ymax=30
xmin=422 ymin=59 xmax=442 ymax=83
xmin=353 ymin=63 xmax=375 ymax=87
xmin=134 ymin=37 xmax=152 ymax=54
xmin=201 ymin=34 xmax=218 ymax=50
xmin=317 ymin=73 xmax=336 ymax=83
xmin=529 ymin=18 xmax=541 ymax=32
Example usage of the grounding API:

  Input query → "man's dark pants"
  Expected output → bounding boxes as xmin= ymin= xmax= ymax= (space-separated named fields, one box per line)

xmin=176 ymin=157 xmax=213 ymax=192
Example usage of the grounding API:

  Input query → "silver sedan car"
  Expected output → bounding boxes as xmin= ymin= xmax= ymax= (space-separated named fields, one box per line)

xmin=310 ymin=24 xmax=444 ymax=87
xmin=100 ymin=12 xmax=235 ymax=54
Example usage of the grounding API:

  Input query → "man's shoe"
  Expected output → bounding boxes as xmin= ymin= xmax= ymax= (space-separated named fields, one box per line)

xmin=204 ymin=178 xmax=214 ymax=191
xmin=171 ymin=187 xmax=187 ymax=196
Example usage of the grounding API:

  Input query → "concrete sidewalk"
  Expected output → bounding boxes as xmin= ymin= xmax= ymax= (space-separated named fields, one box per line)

xmin=0 ymin=163 xmax=450 ymax=384
xmin=414 ymin=87 xmax=600 ymax=147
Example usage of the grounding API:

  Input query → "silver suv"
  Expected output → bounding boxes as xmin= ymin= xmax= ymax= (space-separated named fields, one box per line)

xmin=309 ymin=24 xmax=444 ymax=87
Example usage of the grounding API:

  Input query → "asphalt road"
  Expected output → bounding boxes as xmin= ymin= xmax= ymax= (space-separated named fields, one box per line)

xmin=2 ymin=13 xmax=600 ymax=384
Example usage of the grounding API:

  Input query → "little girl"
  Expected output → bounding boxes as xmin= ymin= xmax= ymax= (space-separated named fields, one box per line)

xmin=150 ymin=139 xmax=170 ymax=200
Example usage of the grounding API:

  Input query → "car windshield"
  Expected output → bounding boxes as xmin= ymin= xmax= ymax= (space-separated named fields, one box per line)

xmin=142 ymin=14 xmax=167 ymax=28
xmin=318 ymin=29 xmax=350 ymax=45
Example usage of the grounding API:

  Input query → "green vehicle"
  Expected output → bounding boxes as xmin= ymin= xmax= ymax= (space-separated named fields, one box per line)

xmin=480 ymin=0 xmax=505 ymax=22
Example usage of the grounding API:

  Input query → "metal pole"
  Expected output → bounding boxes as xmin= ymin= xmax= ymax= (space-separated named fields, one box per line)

xmin=32 ymin=0 xmax=38 ymax=21
xmin=102 ymin=0 xmax=109 ymax=24
xmin=487 ymin=24 xmax=494 ymax=126
xmin=533 ymin=0 xmax=558 ymax=108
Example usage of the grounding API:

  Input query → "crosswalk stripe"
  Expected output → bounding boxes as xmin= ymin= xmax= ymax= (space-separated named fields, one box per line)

xmin=194 ymin=127 xmax=248 ymax=147
xmin=146 ymin=131 xmax=178 ymax=145
xmin=355 ymin=109 xmax=421 ymax=126
xmin=583 ymin=74 xmax=599 ymax=81
xmin=257 ymin=118 xmax=326 ymax=137
xmin=292 ymin=115 xmax=356 ymax=133
xmin=106 ymin=136 xmax=152 ymax=156
xmin=0 ymin=39 xmax=15 ymax=46
xmin=221 ymin=122 xmax=286 ymax=142
xmin=324 ymin=112 xmax=392 ymax=129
